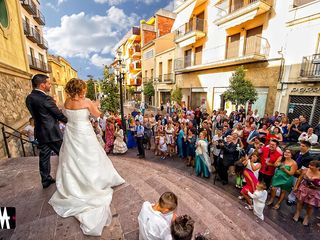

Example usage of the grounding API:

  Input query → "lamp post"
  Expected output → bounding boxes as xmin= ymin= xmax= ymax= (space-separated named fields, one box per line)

xmin=115 ymin=49 xmax=126 ymax=132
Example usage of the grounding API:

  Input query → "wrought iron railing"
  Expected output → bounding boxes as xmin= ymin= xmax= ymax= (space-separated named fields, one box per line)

xmin=215 ymin=0 xmax=272 ymax=18
xmin=163 ymin=73 xmax=174 ymax=83
xmin=293 ymin=0 xmax=315 ymax=8
xmin=20 ymin=0 xmax=37 ymax=15
xmin=300 ymin=54 xmax=320 ymax=78
xmin=34 ymin=9 xmax=45 ymax=25
xmin=175 ymin=18 xmax=206 ymax=39
xmin=38 ymin=36 xmax=48 ymax=50
xmin=174 ymin=36 xmax=270 ymax=70
xmin=28 ymin=55 xmax=51 ymax=73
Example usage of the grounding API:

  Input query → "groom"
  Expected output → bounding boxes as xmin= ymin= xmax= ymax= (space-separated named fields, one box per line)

xmin=26 ymin=74 xmax=68 ymax=188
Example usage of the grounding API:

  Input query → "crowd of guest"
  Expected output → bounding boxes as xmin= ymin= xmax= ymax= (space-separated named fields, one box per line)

xmin=117 ymin=104 xmax=320 ymax=228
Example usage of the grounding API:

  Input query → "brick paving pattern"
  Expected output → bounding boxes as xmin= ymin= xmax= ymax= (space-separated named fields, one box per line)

xmin=0 ymin=149 xmax=319 ymax=239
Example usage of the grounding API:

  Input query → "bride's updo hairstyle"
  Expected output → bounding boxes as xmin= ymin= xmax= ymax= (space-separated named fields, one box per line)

xmin=65 ymin=78 xmax=87 ymax=98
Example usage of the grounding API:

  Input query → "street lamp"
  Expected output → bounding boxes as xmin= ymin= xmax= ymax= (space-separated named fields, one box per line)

xmin=114 ymin=49 xmax=126 ymax=132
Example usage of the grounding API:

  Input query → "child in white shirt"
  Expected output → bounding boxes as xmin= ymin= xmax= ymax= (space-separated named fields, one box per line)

xmin=138 ymin=192 xmax=178 ymax=240
xmin=248 ymin=182 xmax=268 ymax=221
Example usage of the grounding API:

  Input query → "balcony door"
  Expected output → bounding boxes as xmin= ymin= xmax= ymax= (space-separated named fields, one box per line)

xmin=159 ymin=62 xmax=163 ymax=81
xmin=30 ymin=47 xmax=35 ymax=65
xmin=230 ymin=0 xmax=244 ymax=13
xmin=184 ymin=49 xmax=192 ymax=67
xmin=194 ymin=46 xmax=203 ymax=65
xmin=245 ymin=26 xmax=263 ymax=55
xmin=196 ymin=12 xmax=204 ymax=32
xmin=226 ymin=33 xmax=240 ymax=59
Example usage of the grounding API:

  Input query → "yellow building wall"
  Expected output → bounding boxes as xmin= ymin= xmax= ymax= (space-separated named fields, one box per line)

xmin=0 ymin=0 xmax=29 ymax=72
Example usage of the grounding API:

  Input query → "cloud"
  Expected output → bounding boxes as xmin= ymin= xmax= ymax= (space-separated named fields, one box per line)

xmin=58 ymin=0 xmax=67 ymax=5
xmin=90 ymin=54 xmax=112 ymax=67
xmin=46 ymin=2 xmax=59 ymax=11
xmin=45 ymin=7 xmax=139 ymax=66
xmin=94 ymin=0 xmax=126 ymax=4
xmin=94 ymin=0 xmax=160 ymax=5
xmin=164 ymin=0 xmax=175 ymax=11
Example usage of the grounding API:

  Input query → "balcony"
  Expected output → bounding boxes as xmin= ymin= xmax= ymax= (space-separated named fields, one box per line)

xmin=34 ymin=9 xmax=45 ymax=25
xmin=38 ymin=36 xmax=48 ymax=50
xmin=130 ymin=61 xmax=141 ymax=72
xmin=293 ymin=0 xmax=316 ymax=8
xmin=129 ymin=78 xmax=142 ymax=86
xmin=131 ymin=44 xmax=141 ymax=58
xmin=23 ymin=20 xmax=41 ymax=44
xmin=175 ymin=18 xmax=206 ymax=48
xmin=163 ymin=73 xmax=174 ymax=84
xmin=214 ymin=0 xmax=273 ymax=27
xmin=20 ymin=0 xmax=37 ymax=15
xmin=28 ymin=55 xmax=51 ymax=73
xmin=300 ymin=54 xmax=320 ymax=81
xmin=174 ymin=0 xmax=208 ymax=12
xmin=175 ymin=36 xmax=270 ymax=72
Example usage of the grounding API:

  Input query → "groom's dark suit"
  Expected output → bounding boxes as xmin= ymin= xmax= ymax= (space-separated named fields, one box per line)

xmin=26 ymin=89 xmax=67 ymax=187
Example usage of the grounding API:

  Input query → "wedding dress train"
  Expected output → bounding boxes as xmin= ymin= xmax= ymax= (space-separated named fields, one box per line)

xmin=49 ymin=109 xmax=125 ymax=236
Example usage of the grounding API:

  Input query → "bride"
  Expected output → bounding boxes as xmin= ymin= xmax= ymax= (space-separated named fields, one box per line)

xmin=49 ymin=78 xmax=125 ymax=236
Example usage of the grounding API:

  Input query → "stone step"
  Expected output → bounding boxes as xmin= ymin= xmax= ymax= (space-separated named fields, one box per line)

xmin=0 ymin=153 xmax=305 ymax=239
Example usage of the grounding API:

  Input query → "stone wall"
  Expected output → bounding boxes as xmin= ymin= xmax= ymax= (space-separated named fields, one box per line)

xmin=0 ymin=63 xmax=32 ymax=159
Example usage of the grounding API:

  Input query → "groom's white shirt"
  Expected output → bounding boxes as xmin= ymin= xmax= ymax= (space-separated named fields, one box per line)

xmin=138 ymin=201 xmax=173 ymax=240
xmin=35 ymin=88 xmax=47 ymax=95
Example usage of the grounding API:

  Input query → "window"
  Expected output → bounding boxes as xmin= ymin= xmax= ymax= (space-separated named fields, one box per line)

xmin=168 ymin=59 xmax=173 ymax=73
xmin=151 ymin=69 xmax=154 ymax=80
xmin=194 ymin=46 xmax=203 ymax=65
xmin=143 ymin=49 xmax=154 ymax=60
xmin=196 ymin=12 xmax=204 ymax=32
xmin=316 ymin=33 xmax=320 ymax=54
xmin=184 ymin=49 xmax=192 ymax=67
xmin=245 ymin=25 xmax=263 ymax=55
xmin=29 ymin=47 xmax=35 ymax=65
xmin=159 ymin=62 xmax=163 ymax=80
xmin=226 ymin=33 xmax=240 ymax=59
xmin=0 ymin=0 xmax=9 ymax=29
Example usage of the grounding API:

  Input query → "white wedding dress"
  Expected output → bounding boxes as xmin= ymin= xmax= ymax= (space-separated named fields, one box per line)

xmin=49 ymin=109 xmax=125 ymax=236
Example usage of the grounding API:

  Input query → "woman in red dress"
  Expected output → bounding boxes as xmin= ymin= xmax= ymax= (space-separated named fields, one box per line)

xmin=236 ymin=161 xmax=258 ymax=210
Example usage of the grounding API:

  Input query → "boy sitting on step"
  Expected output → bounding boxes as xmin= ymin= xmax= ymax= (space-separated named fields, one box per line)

xmin=138 ymin=192 xmax=178 ymax=240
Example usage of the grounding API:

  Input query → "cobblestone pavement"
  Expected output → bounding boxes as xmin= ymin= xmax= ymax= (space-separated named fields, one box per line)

xmin=0 ymin=149 xmax=318 ymax=240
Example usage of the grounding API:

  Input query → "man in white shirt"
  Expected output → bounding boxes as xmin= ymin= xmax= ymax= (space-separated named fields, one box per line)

xmin=22 ymin=117 xmax=35 ymax=142
xmin=138 ymin=192 xmax=177 ymax=240
xmin=298 ymin=127 xmax=318 ymax=145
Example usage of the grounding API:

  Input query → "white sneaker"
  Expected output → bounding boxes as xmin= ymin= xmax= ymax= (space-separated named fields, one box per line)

xmin=238 ymin=196 xmax=244 ymax=200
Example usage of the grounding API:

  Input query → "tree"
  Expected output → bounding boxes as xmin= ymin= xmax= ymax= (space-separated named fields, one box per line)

xmin=223 ymin=66 xmax=258 ymax=109
xmin=100 ymin=66 xmax=120 ymax=113
xmin=171 ymin=88 xmax=182 ymax=104
xmin=143 ymin=80 xmax=155 ymax=105
xmin=127 ymin=86 xmax=135 ymax=100
xmin=85 ymin=79 xmax=96 ymax=100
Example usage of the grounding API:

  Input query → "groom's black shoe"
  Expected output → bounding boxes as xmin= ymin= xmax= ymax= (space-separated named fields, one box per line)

xmin=42 ymin=178 xmax=56 ymax=189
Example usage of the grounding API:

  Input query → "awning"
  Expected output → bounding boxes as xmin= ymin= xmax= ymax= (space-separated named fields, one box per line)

xmin=171 ymin=1 xmax=197 ymax=32
xmin=218 ymin=10 xmax=258 ymax=29
xmin=178 ymin=36 xmax=196 ymax=48
xmin=134 ymin=71 xmax=142 ymax=79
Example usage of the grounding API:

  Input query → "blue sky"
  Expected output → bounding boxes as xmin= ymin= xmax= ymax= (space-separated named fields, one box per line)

xmin=42 ymin=0 xmax=174 ymax=80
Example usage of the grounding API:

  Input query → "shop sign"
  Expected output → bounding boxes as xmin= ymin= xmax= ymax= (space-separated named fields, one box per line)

xmin=291 ymin=87 xmax=320 ymax=93
xmin=288 ymin=103 xmax=295 ymax=113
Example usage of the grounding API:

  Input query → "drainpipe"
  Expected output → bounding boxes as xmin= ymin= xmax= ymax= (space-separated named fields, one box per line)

xmin=277 ymin=50 xmax=285 ymax=112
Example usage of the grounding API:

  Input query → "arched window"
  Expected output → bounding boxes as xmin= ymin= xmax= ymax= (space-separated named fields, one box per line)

xmin=0 ymin=0 xmax=9 ymax=29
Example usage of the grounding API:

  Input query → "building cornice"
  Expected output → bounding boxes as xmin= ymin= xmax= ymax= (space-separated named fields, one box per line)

xmin=0 ymin=61 xmax=32 ymax=80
